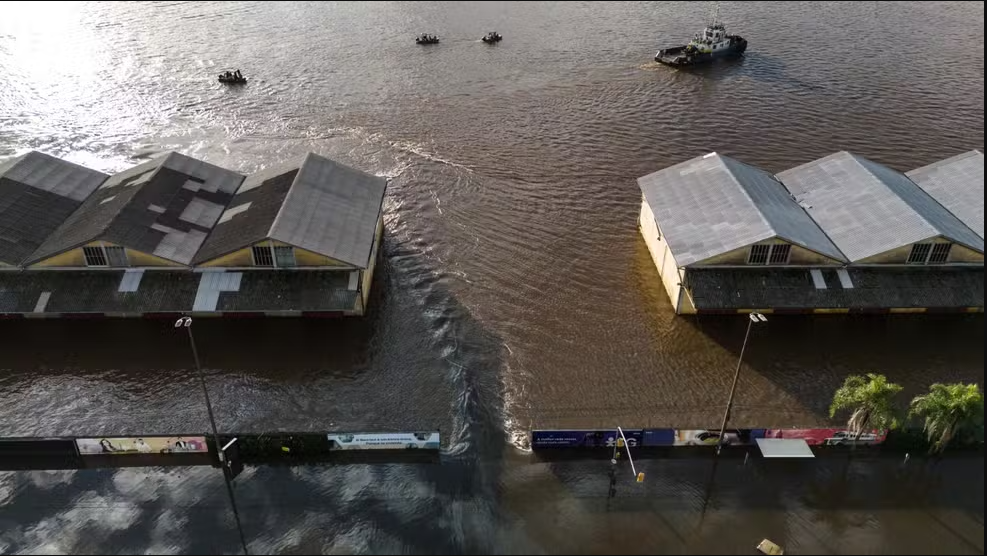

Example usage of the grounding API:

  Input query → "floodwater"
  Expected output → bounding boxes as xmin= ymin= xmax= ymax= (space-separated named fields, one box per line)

xmin=0 ymin=1 xmax=983 ymax=553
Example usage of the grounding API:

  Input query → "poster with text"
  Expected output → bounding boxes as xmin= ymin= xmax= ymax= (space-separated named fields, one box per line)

xmin=327 ymin=432 xmax=440 ymax=451
xmin=76 ymin=436 xmax=208 ymax=455
xmin=530 ymin=429 xmax=644 ymax=449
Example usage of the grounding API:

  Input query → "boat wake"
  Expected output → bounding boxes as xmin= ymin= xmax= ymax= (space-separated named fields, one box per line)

xmin=326 ymin=126 xmax=474 ymax=173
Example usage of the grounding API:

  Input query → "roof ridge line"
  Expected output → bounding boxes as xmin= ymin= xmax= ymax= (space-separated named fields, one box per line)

xmin=267 ymin=152 xmax=313 ymax=238
xmin=849 ymin=153 xmax=955 ymax=243
xmin=716 ymin=154 xmax=776 ymax=235
xmin=771 ymin=171 xmax=849 ymax=262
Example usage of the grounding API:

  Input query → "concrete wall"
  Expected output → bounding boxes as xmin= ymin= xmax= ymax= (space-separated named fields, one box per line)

xmin=858 ymin=236 xmax=983 ymax=265
xmin=640 ymin=198 xmax=685 ymax=313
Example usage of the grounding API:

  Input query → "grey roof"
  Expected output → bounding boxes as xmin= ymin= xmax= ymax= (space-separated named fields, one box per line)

xmin=778 ymin=152 xmax=984 ymax=262
xmin=195 ymin=153 xmax=387 ymax=268
xmin=26 ymin=152 xmax=244 ymax=266
xmin=637 ymin=153 xmax=845 ymax=266
xmin=687 ymin=267 xmax=984 ymax=311
xmin=0 ymin=152 xmax=108 ymax=265
xmin=907 ymin=150 xmax=984 ymax=240
xmin=0 ymin=269 xmax=356 ymax=315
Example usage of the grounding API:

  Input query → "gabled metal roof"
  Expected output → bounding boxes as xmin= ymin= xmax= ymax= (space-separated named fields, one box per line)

xmin=778 ymin=152 xmax=984 ymax=262
xmin=195 ymin=153 xmax=387 ymax=268
xmin=270 ymin=153 xmax=387 ymax=268
xmin=907 ymin=150 xmax=984 ymax=240
xmin=0 ymin=151 xmax=108 ymax=265
xmin=637 ymin=153 xmax=845 ymax=267
xmin=26 ymin=152 xmax=243 ymax=266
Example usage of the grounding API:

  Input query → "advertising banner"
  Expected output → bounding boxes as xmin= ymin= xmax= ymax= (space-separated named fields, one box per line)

xmin=671 ymin=429 xmax=766 ymax=446
xmin=763 ymin=428 xmax=887 ymax=446
xmin=530 ymin=429 xmax=643 ymax=449
xmin=327 ymin=432 xmax=440 ymax=451
xmin=76 ymin=436 xmax=207 ymax=455
xmin=532 ymin=428 xmax=769 ymax=448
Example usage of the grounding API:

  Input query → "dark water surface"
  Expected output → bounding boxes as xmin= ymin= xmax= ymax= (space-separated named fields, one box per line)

xmin=1 ymin=1 xmax=984 ymax=553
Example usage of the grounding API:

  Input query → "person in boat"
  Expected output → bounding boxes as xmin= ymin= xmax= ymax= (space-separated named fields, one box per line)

xmin=235 ymin=69 xmax=242 ymax=79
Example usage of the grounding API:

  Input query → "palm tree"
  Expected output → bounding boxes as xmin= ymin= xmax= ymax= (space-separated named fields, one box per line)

xmin=909 ymin=383 xmax=984 ymax=454
xmin=829 ymin=373 xmax=903 ymax=440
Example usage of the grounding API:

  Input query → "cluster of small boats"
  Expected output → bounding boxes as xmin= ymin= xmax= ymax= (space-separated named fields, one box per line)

xmin=414 ymin=31 xmax=503 ymax=45
xmin=219 ymin=7 xmax=748 ymax=89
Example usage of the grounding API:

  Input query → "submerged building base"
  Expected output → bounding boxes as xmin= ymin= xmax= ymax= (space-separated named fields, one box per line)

xmin=684 ymin=266 xmax=984 ymax=315
xmin=0 ymin=269 xmax=363 ymax=318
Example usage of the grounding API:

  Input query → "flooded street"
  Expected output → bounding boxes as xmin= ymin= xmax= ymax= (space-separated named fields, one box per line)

xmin=1 ymin=1 xmax=983 ymax=553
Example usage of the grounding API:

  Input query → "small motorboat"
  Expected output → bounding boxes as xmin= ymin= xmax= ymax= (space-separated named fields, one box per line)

xmin=218 ymin=70 xmax=247 ymax=84
xmin=481 ymin=31 xmax=502 ymax=43
xmin=416 ymin=34 xmax=440 ymax=45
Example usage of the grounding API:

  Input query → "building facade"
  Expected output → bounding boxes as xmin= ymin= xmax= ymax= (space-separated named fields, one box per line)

xmin=0 ymin=151 xmax=386 ymax=318
xmin=638 ymin=151 xmax=984 ymax=314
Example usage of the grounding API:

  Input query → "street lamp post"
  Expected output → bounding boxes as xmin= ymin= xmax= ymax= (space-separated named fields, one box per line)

xmin=715 ymin=312 xmax=767 ymax=455
xmin=175 ymin=317 xmax=249 ymax=555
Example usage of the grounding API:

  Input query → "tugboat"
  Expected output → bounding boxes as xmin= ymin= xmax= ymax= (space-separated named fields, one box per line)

xmin=481 ymin=31 xmax=502 ymax=43
xmin=654 ymin=13 xmax=746 ymax=67
xmin=218 ymin=69 xmax=247 ymax=84
xmin=416 ymin=33 xmax=440 ymax=45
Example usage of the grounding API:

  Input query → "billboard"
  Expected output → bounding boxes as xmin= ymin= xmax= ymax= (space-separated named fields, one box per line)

xmin=76 ymin=436 xmax=208 ymax=456
xmin=530 ymin=429 xmax=643 ymax=449
xmin=671 ymin=429 xmax=766 ymax=446
xmin=532 ymin=428 xmax=768 ymax=448
xmin=763 ymin=428 xmax=887 ymax=446
xmin=327 ymin=432 xmax=440 ymax=451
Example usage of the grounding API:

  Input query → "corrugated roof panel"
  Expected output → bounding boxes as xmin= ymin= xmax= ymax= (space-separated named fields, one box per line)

xmin=778 ymin=152 xmax=983 ymax=261
xmin=907 ymin=150 xmax=984 ymax=240
xmin=26 ymin=152 xmax=243 ymax=266
xmin=856 ymin=156 xmax=982 ymax=253
xmin=0 ymin=152 xmax=109 ymax=265
xmin=192 ymin=168 xmax=298 ymax=264
xmin=1 ymin=151 xmax=107 ymax=202
xmin=268 ymin=154 xmax=387 ymax=268
xmin=179 ymin=198 xmax=225 ymax=228
xmin=720 ymin=156 xmax=845 ymax=261
xmin=638 ymin=153 xmax=843 ymax=267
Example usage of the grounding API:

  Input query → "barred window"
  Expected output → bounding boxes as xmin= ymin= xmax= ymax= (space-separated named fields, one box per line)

xmin=748 ymin=244 xmax=770 ymax=264
xmin=251 ymin=245 xmax=274 ymax=266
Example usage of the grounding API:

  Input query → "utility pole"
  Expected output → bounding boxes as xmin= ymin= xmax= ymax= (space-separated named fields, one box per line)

xmin=176 ymin=317 xmax=249 ymax=555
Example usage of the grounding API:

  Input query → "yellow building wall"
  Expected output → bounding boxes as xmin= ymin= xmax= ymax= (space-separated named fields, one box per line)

xmin=30 ymin=240 xmax=182 ymax=268
xmin=855 ymin=236 xmax=982 ymax=264
xmin=31 ymin=245 xmax=88 ymax=267
xmin=948 ymin=244 xmax=984 ymax=263
xmin=859 ymin=242 xmax=926 ymax=264
xmin=124 ymin=248 xmax=183 ymax=267
xmin=199 ymin=241 xmax=353 ymax=268
xmin=359 ymin=214 xmax=384 ymax=311
xmin=199 ymin=247 xmax=254 ymax=267
xmin=695 ymin=238 xmax=840 ymax=266
xmin=640 ymin=198 xmax=685 ymax=313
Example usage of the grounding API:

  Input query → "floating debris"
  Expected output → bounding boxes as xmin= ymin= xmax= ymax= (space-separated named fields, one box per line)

xmin=757 ymin=539 xmax=784 ymax=555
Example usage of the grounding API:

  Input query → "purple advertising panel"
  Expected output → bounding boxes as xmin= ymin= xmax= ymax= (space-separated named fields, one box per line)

xmin=531 ymin=429 xmax=644 ymax=449
xmin=533 ymin=429 xmax=767 ymax=448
